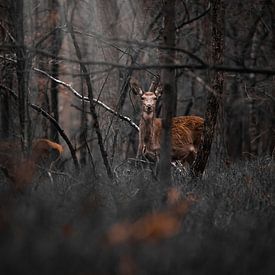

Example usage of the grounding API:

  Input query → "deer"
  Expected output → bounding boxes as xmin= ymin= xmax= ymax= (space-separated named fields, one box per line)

xmin=0 ymin=138 xmax=63 ymax=192
xmin=130 ymin=78 xmax=204 ymax=166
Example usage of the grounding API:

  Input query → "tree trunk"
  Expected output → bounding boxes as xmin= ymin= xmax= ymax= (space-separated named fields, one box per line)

xmin=78 ymin=20 xmax=89 ymax=167
xmin=79 ymin=72 xmax=88 ymax=167
xmin=68 ymin=10 xmax=113 ymax=180
xmin=159 ymin=0 xmax=176 ymax=187
xmin=271 ymin=1 xmax=275 ymax=156
xmin=49 ymin=0 xmax=62 ymax=143
xmin=191 ymin=0 xmax=225 ymax=177
xmin=12 ymin=0 xmax=31 ymax=149
xmin=0 ymin=1 xmax=14 ymax=138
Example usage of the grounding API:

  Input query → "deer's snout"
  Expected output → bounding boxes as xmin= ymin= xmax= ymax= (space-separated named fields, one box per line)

xmin=146 ymin=105 xmax=152 ymax=111
xmin=144 ymin=103 xmax=154 ymax=113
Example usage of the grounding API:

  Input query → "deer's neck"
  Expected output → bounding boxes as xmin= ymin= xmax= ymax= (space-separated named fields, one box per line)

xmin=140 ymin=113 xmax=160 ymax=151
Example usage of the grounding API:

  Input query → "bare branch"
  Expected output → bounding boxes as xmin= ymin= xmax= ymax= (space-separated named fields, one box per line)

xmin=0 ymin=21 xmax=16 ymax=43
xmin=0 ymin=55 xmax=139 ymax=131
xmin=182 ymin=69 xmax=216 ymax=95
xmin=0 ymin=85 xmax=80 ymax=170
xmin=176 ymin=2 xmax=211 ymax=30
xmin=62 ymin=32 xmax=206 ymax=65
xmin=30 ymin=51 xmax=275 ymax=75
xmin=1 ymin=45 xmax=275 ymax=75
xmin=33 ymin=68 xmax=139 ymax=131
xmin=30 ymin=104 xmax=80 ymax=171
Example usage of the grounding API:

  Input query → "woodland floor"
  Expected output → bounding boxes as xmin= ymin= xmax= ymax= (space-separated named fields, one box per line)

xmin=0 ymin=157 xmax=274 ymax=275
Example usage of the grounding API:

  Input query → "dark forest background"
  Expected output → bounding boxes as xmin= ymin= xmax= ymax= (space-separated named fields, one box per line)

xmin=0 ymin=1 xmax=274 ymax=274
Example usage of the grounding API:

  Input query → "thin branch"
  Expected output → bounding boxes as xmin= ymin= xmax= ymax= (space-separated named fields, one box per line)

xmin=35 ymin=26 xmax=63 ymax=49
xmin=182 ymin=69 xmax=217 ymax=95
xmin=2 ymin=47 xmax=275 ymax=75
xmin=30 ymin=104 xmax=79 ymax=170
xmin=176 ymin=2 xmax=211 ymax=30
xmin=180 ymin=0 xmax=190 ymax=23
xmin=0 ymin=84 xmax=80 ymax=171
xmin=0 ymin=55 xmax=140 ymax=131
xmin=33 ymin=68 xmax=139 ymax=131
xmin=2 ymin=56 xmax=274 ymax=104
xmin=0 ymin=83 xmax=17 ymax=98
xmin=62 ymin=32 xmax=206 ymax=65
xmin=0 ymin=21 xmax=16 ymax=43
xmin=30 ymin=51 xmax=275 ymax=75
xmin=67 ymin=10 xmax=113 ymax=180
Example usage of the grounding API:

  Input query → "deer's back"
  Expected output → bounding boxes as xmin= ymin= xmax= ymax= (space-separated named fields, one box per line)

xmin=171 ymin=115 xmax=204 ymax=147
xmin=152 ymin=115 xmax=203 ymax=148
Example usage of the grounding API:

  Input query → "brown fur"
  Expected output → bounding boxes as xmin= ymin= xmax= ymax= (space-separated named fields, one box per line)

xmin=105 ymin=189 xmax=198 ymax=245
xmin=0 ymin=139 xmax=63 ymax=192
xmin=130 ymin=78 xmax=204 ymax=164
xmin=140 ymin=116 xmax=203 ymax=164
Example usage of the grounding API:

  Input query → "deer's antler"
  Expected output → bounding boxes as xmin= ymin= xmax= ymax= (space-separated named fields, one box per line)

xmin=148 ymin=75 xmax=160 ymax=93
xmin=130 ymin=78 xmax=143 ymax=95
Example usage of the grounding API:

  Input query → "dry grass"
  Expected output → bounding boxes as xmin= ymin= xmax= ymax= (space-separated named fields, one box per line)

xmin=0 ymin=157 xmax=274 ymax=274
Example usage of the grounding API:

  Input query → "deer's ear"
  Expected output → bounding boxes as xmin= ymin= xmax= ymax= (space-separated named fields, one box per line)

xmin=130 ymin=78 xmax=143 ymax=96
xmin=155 ymin=85 xmax=163 ymax=98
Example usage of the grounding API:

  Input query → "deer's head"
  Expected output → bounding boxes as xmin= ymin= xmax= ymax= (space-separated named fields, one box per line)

xmin=130 ymin=77 xmax=163 ymax=117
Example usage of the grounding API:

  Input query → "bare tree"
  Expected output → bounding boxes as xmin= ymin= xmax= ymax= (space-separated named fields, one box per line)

xmin=1 ymin=0 xmax=274 ymax=177
xmin=0 ymin=0 xmax=14 ymax=138
xmin=191 ymin=0 xmax=225 ymax=177
xmin=158 ymin=0 xmax=176 ymax=187
xmin=68 ymin=8 xmax=113 ymax=180
xmin=271 ymin=0 xmax=275 ymax=156
xmin=12 ymin=0 xmax=32 ymax=148
xmin=49 ymin=0 xmax=63 ymax=143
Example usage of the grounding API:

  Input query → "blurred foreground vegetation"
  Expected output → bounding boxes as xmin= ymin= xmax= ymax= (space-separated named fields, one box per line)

xmin=0 ymin=157 xmax=274 ymax=275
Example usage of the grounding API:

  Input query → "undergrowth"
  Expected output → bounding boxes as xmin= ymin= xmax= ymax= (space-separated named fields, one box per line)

xmin=0 ymin=157 xmax=274 ymax=275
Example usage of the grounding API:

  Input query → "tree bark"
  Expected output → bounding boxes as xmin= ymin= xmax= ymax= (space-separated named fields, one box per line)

xmin=159 ymin=0 xmax=176 ymax=187
xmin=68 ymin=11 xmax=113 ymax=180
xmin=191 ymin=0 xmax=225 ymax=177
xmin=0 ymin=0 xmax=14 ymax=138
xmin=49 ymin=0 xmax=62 ymax=143
xmin=270 ymin=0 xmax=275 ymax=156
xmin=12 ymin=0 xmax=32 ymax=149
xmin=14 ymin=0 xmax=26 ymax=142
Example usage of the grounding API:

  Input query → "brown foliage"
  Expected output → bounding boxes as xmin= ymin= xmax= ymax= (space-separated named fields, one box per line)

xmin=105 ymin=188 xmax=199 ymax=246
xmin=0 ymin=139 xmax=63 ymax=192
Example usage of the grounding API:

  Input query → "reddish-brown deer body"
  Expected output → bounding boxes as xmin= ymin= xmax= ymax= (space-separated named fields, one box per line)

xmin=0 ymin=138 xmax=63 ymax=192
xmin=130 ymin=78 xmax=204 ymax=165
